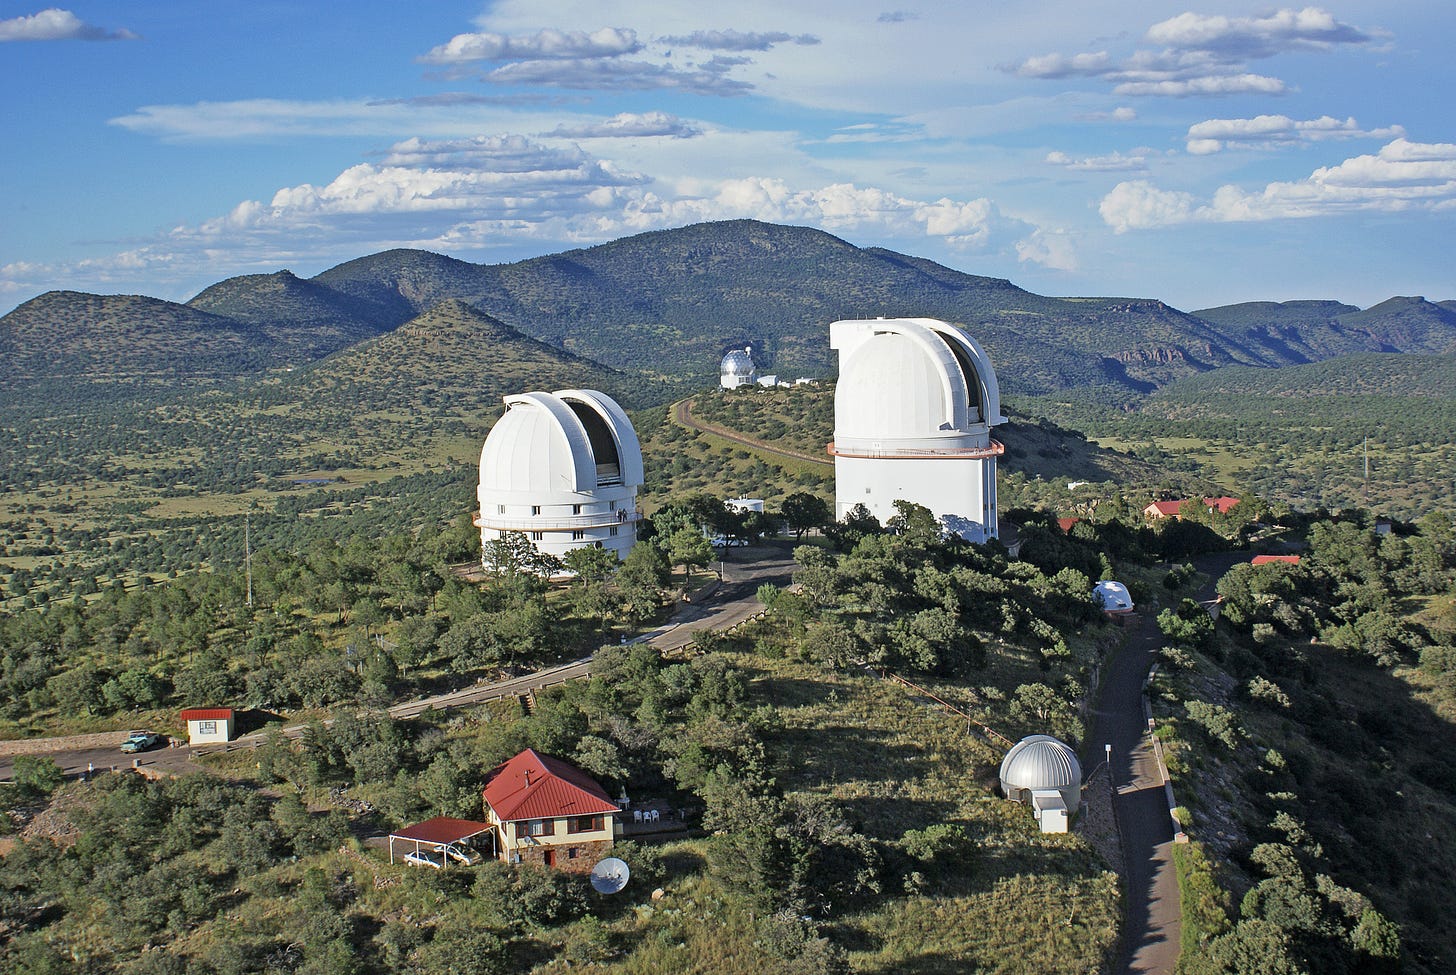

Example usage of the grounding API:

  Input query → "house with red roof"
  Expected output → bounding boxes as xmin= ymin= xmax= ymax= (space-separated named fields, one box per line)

xmin=1251 ymin=555 xmax=1300 ymax=566
xmin=179 ymin=708 xmax=234 ymax=745
xmin=1142 ymin=500 xmax=1185 ymax=520
xmin=1057 ymin=517 xmax=1081 ymax=533
xmin=1143 ymin=497 xmax=1242 ymax=521
xmin=482 ymin=748 xmax=620 ymax=871
xmin=1203 ymin=496 xmax=1241 ymax=515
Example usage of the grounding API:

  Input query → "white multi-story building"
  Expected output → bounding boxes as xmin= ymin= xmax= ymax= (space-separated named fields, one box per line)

xmin=475 ymin=389 xmax=643 ymax=566
xmin=829 ymin=318 xmax=1006 ymax=542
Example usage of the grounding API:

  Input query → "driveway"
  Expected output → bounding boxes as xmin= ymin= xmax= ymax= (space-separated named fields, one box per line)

xmin=1084 ymin=550 xmax=1244 ymax=974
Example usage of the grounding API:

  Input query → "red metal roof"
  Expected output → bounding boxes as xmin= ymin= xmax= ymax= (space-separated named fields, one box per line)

xmin=1202 ymin=496 xmax=1241 ymax=514
xmin=483 ymin=748 xmax=619 ymax=822
xmin=390 ymin=816 xmax=493 ymax=845
xmin=179 ymin=708 xmax=233 ymax=721
xmin=1145 ymin=500 xmax=1183 ymax=517
xmin=1252 ymin=555 xmax=1300 ymax=565
xmin=1057 ymin=517 xmax=1081 ymax=532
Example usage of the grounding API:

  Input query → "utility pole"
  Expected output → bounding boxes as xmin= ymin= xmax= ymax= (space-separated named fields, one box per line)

xmin=245 ymin=509 xmax=253 ymax=610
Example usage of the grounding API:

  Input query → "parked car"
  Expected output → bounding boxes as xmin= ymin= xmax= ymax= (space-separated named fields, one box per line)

xmin=708 ymin=536 xmax=749 ymax=548
xmin=441 ymin=844 xmax=482 ymax=866
xmin=120 ymin=730 xmax=163 ymax=753
xmin=404 ymin=850 xmax=445 ymax=869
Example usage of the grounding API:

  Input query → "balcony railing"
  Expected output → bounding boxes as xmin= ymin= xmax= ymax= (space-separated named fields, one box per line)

xmin=474 ymin=510 xmax=643 ymax=531
xmin=827 ymin=439 xmax=1005 ymax=460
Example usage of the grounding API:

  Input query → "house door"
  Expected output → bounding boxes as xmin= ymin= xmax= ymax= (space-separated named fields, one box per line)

xmin=544 ymin=849 xmax=557 ymax=867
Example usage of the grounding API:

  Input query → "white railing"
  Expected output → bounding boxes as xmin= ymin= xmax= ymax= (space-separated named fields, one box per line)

xmin=475 ymin=511 xmax=643 ymax=531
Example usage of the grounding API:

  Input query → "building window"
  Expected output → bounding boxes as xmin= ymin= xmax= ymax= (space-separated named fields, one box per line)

xmin=572 ymin=530 xmax=585 ymax=541
xmin=568 ymin=815 xmax=603 ymax=833
xmin=198 ymin=720 xmax=217 ymax=735
xmin=526 ymin=820 xmax=550 ymax=837
xmin=531 ymin=505 xmax=541 ymax=516
xmin=530 ymin=532 xmax=543 ymax=541
xmin=609 ymin=525 xmax=618 ymax=537
xmin=572 ymin=504 xmax=582 ymax=514
xmin=568 ymin=847 xmax=580 ymax=859
xmin=609 ymin=500 xmax=617 ymax=511
xmin=497 ymin=504 xmax=506 ymax=514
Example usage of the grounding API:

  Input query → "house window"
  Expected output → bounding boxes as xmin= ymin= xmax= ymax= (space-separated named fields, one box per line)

xmin=530 ymin=532 xmax=543 ymax=541
xmin=609 ymin=500 xmax=617 ymax=511
xmin=609 ymin=526 xmax=618 ymax=537
xmin=572 ymin=504 xmax=582 ymax=514
xmin=531 ymin=505 xmax=541 ymax=516
xmin=568 ymin=847 xmax=580 ymax=859
xmin=568 ymin=815 xmax=603 ymax=833
xmin=497 ymin=505 xmax=506 ymax=514
xmin=526 ymin=819 xmax=551 ymax=837
xmin=572 ymin=530 xmax=585 ymax=541
xmin=198 ymin=720 xmax=217 ymax=735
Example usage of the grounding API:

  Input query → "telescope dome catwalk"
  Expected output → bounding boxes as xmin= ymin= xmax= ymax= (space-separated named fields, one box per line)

xmin=829 ymin=318 xmax=1006 ymax=542
xmin=475 ymin=389 xmax=643 ymax=564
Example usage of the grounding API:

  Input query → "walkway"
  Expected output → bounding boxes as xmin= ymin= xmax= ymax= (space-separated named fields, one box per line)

xmin=1084 ymin=551 xmax=1243 ymax=974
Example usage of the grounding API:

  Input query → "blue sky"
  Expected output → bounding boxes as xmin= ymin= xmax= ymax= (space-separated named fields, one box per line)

xmin=2 ymin=1 xmax=1452 ymax=314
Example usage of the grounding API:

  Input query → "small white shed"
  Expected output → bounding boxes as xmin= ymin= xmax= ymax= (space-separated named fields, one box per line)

xmin=180 ymin=708 xmax=234 ymax=745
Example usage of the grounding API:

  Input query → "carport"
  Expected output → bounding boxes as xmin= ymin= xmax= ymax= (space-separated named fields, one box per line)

xmin=388 ymin=816 xmax=495 ymax=865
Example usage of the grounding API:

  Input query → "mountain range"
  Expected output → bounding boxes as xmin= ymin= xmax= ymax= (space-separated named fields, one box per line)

xmin=4 ymin=220 xmax=1454 ymax=399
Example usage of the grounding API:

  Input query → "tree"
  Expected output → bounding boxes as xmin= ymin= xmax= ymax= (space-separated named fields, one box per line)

xmin=667 ymin=528 xmax=715 ymax=582
xmin=12 ymin=755 xmax=63 ymax=796
xmin=780 ymin=492 xmax=831 ymax=539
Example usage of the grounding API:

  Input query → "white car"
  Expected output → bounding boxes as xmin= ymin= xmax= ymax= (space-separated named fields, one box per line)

xmin=404 ymin=850 xmax=444 ymax=869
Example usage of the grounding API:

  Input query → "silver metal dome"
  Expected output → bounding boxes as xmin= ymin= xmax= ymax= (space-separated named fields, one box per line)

xmin=720 ymin=348 xmax=755 ymax=376
xmin=999 ymin=735 xmax=1081 ymax=814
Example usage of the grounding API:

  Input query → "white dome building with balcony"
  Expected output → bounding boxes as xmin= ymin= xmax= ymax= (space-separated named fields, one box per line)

xmin=829 ymin=318 xmax=1007 ymax=542
xmin=475 ymin=389 xmax=643 ymax=567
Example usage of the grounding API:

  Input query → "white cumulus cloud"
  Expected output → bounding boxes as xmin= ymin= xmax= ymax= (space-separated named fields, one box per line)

xmin=420 ymin=27 xmax=640 ymax=64
xmin=0 ymin=7 xmax=136 ymax=41
xmin=1185 ymin=114 xmax=1407 ymax=154
xmin=1101 ymin=139 xmax=1456 ymax=229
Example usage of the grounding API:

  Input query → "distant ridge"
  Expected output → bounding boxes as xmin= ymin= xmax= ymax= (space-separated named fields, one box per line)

xmin=3 ymin=221 xmax=1454 ymax=400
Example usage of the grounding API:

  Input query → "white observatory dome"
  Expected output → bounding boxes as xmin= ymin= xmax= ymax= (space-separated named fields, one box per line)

xmin=475 ymin=389 xmax=643 ymax=568
xmin=999 ymin=735 xmax=1082 ymax=814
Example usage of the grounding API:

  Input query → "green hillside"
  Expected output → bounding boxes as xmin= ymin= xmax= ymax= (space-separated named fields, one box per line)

xmin=311 ymin=220 xmax=1265 ymax=394
xmin=1031 ymin=352 xmax=1456 ymax=519
xmin=0 ymin=291 xmax=271 ymax=388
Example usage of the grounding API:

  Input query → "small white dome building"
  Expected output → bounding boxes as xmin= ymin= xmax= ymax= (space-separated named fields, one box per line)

xmin=829 ymin=318 xmax=1007 ymax=541
xmin=475 ymin=389 xmax=643 ymax=567
xmin=1000 ymin=735 xmax=1082 ymax=833
xmin=1094 ymin=580 xmax=1134 ymax=614
xmin=720 ymin=347 xmax=757 ymax=389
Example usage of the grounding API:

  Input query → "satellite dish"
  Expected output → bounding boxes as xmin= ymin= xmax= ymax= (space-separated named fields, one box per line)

xmin=589 ymin=857 xmax=630 ymax=894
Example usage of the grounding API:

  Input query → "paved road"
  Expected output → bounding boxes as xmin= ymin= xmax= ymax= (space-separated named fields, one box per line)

xmin=1 ymin=543 xmax=799 ymax=780
xmin=674 ymin=398 xmax=832 ymax=468
xmin=1085 ymin=551 xmax=1244 ymax=975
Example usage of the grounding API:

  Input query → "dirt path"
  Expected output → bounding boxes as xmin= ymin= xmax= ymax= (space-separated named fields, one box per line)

xmin=673 ymin=398 xmax=832 ymax=468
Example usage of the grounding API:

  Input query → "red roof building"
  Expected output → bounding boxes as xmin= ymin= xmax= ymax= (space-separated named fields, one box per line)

xmin=1203 ymin=496 xmax=1241 ymax=514
xmin=1251 ymin=555 xmax=1300 ymax=566
xmin=1143 ymin=500 xmax=1184 ymax=519
xmin=1057 ymin=517 xmax=1081 ymax=533
xmin=482 ymin=749 xmax=620 ymax=871
xmin=179 ymin=708 xmax=234 ymax=745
